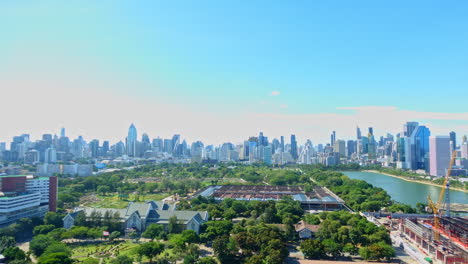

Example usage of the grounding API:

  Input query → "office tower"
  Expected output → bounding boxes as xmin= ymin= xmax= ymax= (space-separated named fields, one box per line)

xmin=280 ymin=136 xmax=285 ymax=152
xmin=191 ymin=141 xmax=204 ymax=163
xmin=142 ymin=133 xmax=150 ymax=144
xmin=60 ymin=127 xmax=66 ymax=138
xmin=258 ymin=132 xmax=265 ymax=146
xmin=461 ymin=141 xmax=468 ymax=159
xmin=57 ymin=136 xmax=70 ymax=153
xmin=89 ymin=139 xmax=100 ymax=158
xmin=0 ymin=142 xmax=5 ymax=152
xmin=331 ymin=131 xmax=336 ymax=145
xmin=290 ymin=134 xmax=298 ymax=160
xmin=163 ymin=139 xmax=173 ymax=153
xmin=430 ymin=136 xmax=451 ymax=177
xmin=356 ymin=127 xmax=362 ymax=139
xmin=463 ymin=135 xmax=467 ymax=144
xmin=152 ymin=138 xmax=164 ymax=152
xmin=408 ymin=126 xmax=431 ymax=171
xmin=449 ymin=131 xmax=456 ymax=152
xmin=334 ymin=140 xmax=346 ymax=158
xmin=171 ymin=134 xmax=180 ymax=153
xmin=271 ymin=138 xmax=280 ymax=154
xmin=44 ymin=146 xmax=57 ymax=163
xmin=102 ymin=141 xmax=110 ymax=154
xmin=396 ymin=134 xmax=405 ymax=162
xmin=42 ymin=134 xmax=53 ymax=143
xmin=403 ymin=122 xmax=419 ymax=137
xmin=126 ymin=123 xmax=138 ymax=157
xmin=264 ymin=146 xmax=272 ymax=164
xmin=359 ymin=136 xmax=369 ymax=154
xmin=298 ymin=140 xmax=313 ymax=164
xmin=367 ymin=134 xmax=376 ymax=159
xmin=346 ymin=140 xmax=356 ymax=157
xmin=368 ymin=127 xmax=374 ymax=136
xmin=115 ymin=141 xmax=125 ymax=157
xmin=317 ymin=144 xmax=324 ymax=153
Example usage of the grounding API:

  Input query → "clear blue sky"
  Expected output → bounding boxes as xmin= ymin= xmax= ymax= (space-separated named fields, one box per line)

xmin=1 ymin=1 xmax=467 ymax=143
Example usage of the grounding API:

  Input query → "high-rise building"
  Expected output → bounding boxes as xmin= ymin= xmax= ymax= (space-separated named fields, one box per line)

xmin=60 ymin=127 xmax=66 ymax=138
xmin=290 ymin=135 xmax=298 ymax=160
xmin=404 ymin=122 xmax=419 ymax=137
xmin=430 ymin=136 xmax=451 ymax=177
xmin=449 ymin=131 xmax=456 ymax=152
xmin=406 ymin=126 xmax=431 ymax=171
xmin=356 ymin=127 xmax=362 ymax=140
xmin=331 ymin=131 xmax=336 ymax=146
xmin=461 ymin=141 xmax=468 ymax=160
xmin=346 ymin=140 xmax=356 ymax=157
xmin=334 ymin=140 xmax=346 ymax=158
xmin=368 ymin=127 xmax=374 ymax=136
xmin=89 ymin=139 xmax=100 ymax=158
xmin=280 ymin=136 xmax=285 ymax=152
xmin=126 ymin=124 xmax=138 ymax=157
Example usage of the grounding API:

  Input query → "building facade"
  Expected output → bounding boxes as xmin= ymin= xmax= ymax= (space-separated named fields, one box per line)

xmin=0 ymin=175 xmax=57 ymax=226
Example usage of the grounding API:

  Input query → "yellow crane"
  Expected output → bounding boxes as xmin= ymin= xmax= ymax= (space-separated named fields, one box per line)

xmin=427 ymin=150 xmax=457 ymax=241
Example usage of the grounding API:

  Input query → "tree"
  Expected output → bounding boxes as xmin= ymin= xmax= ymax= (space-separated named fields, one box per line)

xmin=111 ymin=255 xmax=134 ymax=264
xmin=30 ymin=235 xmax=54 ymax=257
xmin=0 ymin=236 xmax=16 ymax=253
xmin=197 ymin=257 xmax=218 ymax=264
xmin=322 ymin=239 xmax=342 ymax=258
xmin=142 ymin=224 xmax=163 ymax=241
xmin=97 ymin=185 xmax=111 ymax=196
xmin=37 ymin=252 xmax=73 ymax=264
xmin=44 ymin=212 xmax=65 ymax=228
xmin=304 ymin=214 xmax=321 ymax=225
xmin=301 ymin=239 xmax=325 ymax=259
xmin=42 ymin=242 xmax=72 ymax=258
xmin=359 ymin=242 xmax=395 ymax=261
xmin=168 ymin=216 xmax=181 ymax=234
xmin=109 ymin=231 xmax=121 ymax=242
xmin=181 ymin=229 xmax=199 ymax=244
xmin=33 ymin=225 xmax=56 ymax=236
xmin=213 ymin=235 xmax=238 ymax=264
xmin=136 ymin=242 xmax=164 ymax=263
xmin=3 ymin=247 xmax=28 ymax=262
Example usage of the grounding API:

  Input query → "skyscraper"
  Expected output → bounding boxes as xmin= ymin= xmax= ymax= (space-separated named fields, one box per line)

xmin=334 ymin=140 xmax=346 ymax=158
xmin=290 ymin=134 xmax=298 ymax=160
xmin=331 ymin=131 xmax=336 ymax=146
xmin=346 ymin=140 xmax=356 ymax=157
xmin=280 ymin=136 xmax=285 ymax=152
xmin=411 ymin=126 xmax=431 ymax=171
xmin=404 ymin=122 xmax=419 ymax=137
xmin=356 ymin=127 xmax=362 ymax=140
xmin=126 ymin=123 xmax=138 ymax=157
xmin=60 ymin=128 xmax=66 ymax=138
xmin=368 ymin=127 xmax=374 ymax=136
xmin=449 ymin=131 xmax=456 ymax=152
xmin=430 ymin=136 xmax=451 ymax=177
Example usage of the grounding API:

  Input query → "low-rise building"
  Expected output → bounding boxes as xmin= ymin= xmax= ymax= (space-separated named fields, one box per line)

xmin=295 ymin=220 xmax=320 ymax=239
xmin=63 ymin=201 xmax=208 ymax=234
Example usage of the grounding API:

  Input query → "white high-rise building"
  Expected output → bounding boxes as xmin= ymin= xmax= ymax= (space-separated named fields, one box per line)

xmin=429 ymin=136 xmax=451 ymax=177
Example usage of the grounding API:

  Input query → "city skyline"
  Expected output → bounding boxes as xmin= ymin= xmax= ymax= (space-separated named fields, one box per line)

xmin=0 ymin=120 xmax=467 ymax=147
xmin=1 ymin=1 xmax=468 ymax=144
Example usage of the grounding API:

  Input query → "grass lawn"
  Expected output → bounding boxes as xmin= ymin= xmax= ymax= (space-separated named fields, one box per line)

xmin=71 ymin=240 xmax=178 ymax=264
xmin=87 ymin=193 xmax=168 ymax=208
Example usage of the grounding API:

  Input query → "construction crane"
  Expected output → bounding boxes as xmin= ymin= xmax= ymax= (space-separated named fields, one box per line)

xmin=427 ymin=150 xmax=457 ymax=241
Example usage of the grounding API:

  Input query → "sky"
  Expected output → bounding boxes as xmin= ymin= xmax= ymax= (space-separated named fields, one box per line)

xmin=1 ymin=0 xmax=467 ymax=145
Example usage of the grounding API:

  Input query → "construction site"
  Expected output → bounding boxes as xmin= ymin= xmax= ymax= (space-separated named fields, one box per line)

xmin=194 ymin=185 xmax=347 ymax=210
xmin=398 ymin=151 xmax=467 ymax=264
xmin=399 ymin=217 xmax=467 ymax=264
